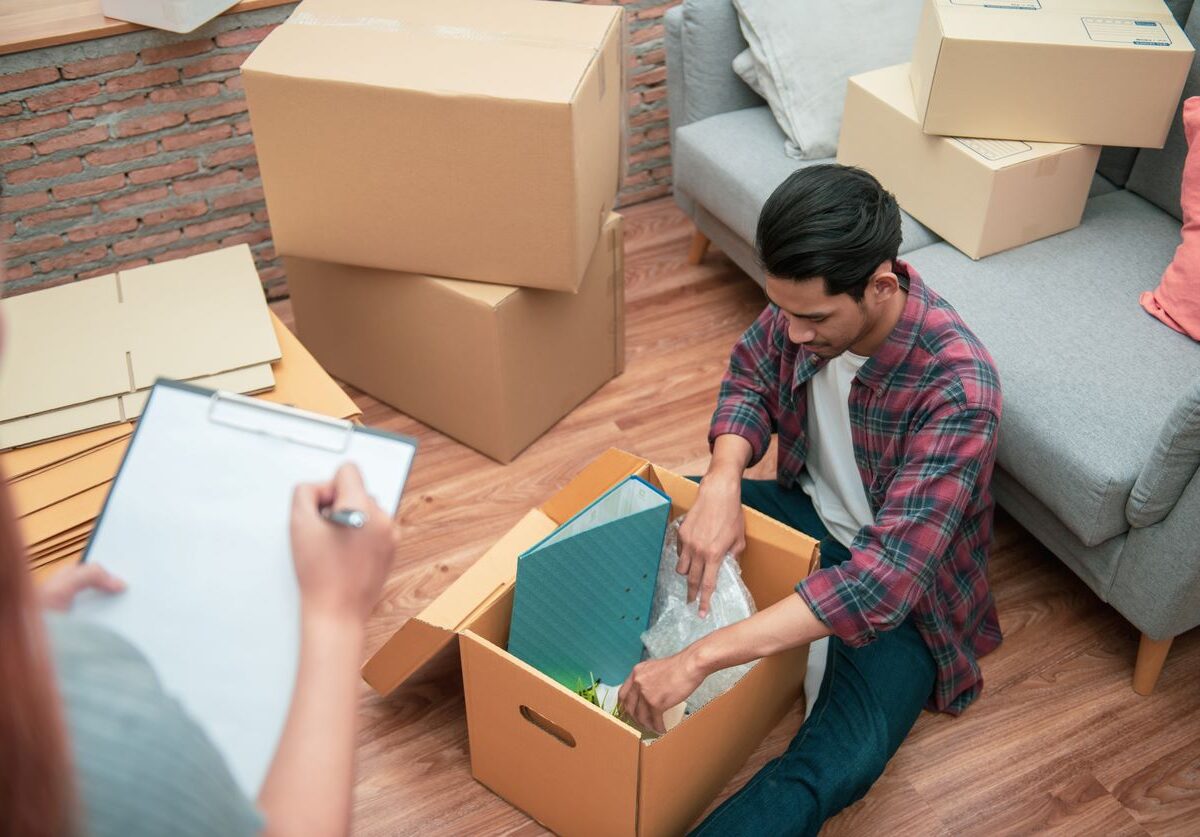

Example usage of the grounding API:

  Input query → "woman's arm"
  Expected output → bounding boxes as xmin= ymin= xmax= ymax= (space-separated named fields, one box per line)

xmin=257 ymin=463 xmax=398 ymax=837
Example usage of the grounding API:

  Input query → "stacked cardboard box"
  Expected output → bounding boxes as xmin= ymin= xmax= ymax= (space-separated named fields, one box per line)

xmin=243 ymin=0 xmax=627 ymax=462
xmin=837 ymin=0 xmax=1194 ymax=259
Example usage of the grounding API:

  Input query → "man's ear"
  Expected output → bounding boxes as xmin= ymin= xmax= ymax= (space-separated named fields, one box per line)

xmin=869 ymin=265 xmax=900 ymax=303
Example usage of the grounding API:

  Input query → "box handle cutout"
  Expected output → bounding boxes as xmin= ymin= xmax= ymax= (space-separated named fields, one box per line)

xmin=519 ymin=705 xmax=576 ymax=748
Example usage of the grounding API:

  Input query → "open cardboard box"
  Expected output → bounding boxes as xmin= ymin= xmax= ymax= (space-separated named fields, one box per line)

xmin=364 ymin=449 xmax=820 ymax=836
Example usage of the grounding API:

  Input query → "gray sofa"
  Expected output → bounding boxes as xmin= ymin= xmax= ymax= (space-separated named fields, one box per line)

xmin=667 ymin=0 xmax=1200 ymax=694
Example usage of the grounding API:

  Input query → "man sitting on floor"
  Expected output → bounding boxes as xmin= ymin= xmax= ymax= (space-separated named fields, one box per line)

xmin=618 ymin=164 xmax=1004 ymax=836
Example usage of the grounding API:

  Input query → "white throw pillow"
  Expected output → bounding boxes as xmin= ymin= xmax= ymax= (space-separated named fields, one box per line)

xmin=732 ymin=0 xmax=923 ymax=160
xmin=732 ymin=48 xmax=765 ymax=99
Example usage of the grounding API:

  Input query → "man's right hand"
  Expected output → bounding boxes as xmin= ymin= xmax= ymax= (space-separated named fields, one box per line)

xmin=677 ymin=435 xmax=753 ymax=617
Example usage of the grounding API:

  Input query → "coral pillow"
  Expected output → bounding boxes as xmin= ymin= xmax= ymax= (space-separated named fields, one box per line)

xmin=1141 ymin=96 xmax=1200 ymax=340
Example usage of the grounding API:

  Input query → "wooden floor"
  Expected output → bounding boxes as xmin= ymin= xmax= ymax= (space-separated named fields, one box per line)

xmin=271 ymin=197 xmax=1200 ymax=837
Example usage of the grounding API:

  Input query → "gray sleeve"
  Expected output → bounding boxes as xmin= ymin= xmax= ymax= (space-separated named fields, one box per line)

xmin=47 ymin=614 xmax=264 ymax=837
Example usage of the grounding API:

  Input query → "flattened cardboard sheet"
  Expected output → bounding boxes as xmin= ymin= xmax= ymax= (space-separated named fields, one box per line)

xmin=0 ymin=245 xmax=280 ymax=449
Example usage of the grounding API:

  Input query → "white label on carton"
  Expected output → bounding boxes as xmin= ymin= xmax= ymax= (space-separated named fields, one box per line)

xmin=1082 ymin=17 xmax=1171 ymax=46
xmin=949 ymin=0 xmax=1041 ymax=10
xmin=953 ymin=138 xmax=1033 ymax=161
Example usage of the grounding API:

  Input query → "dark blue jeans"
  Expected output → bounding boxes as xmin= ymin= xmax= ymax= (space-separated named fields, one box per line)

xmin=688 ymin=479 xmax=936 ymax=837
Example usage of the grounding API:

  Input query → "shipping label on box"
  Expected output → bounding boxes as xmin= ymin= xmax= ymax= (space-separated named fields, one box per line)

xmin=839 ymin=64 xmax=1100 ymax=259
xmin=909 ymin=0 xmax=1193 ymax=147
xmin=362 ymin=449 xmax=821 ymax=837
xmin=285 ymin=213 xmax=626 ymax=463
xmin=243 ymin=0 xmax=624 ymax=291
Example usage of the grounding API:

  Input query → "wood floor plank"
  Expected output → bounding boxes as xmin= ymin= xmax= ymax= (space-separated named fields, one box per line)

xmin=268 ymin=196 xmax=1200 ymax=836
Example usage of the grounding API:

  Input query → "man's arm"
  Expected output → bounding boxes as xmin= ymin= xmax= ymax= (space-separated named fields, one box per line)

xmin=619 ymin=593 xmax=830 ymax=733
xmin=681 ymin=306 xmax=789 ymax=615
xmin=676 ymin=434 xmax=753 ymax=617
xmin=796 ymin=405 xmax=999 ymax=646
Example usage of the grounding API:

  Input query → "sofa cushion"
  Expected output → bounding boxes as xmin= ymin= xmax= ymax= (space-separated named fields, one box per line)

xmin=905 ymin=190 xmax=1200 ymax=547
xmin=1126 ymin=3 xmax=1200 ymax=221
xmin=673 ymin=106 xmax=940 ymax=256
xmin=730 ymin=0 xmax=922 ymax=160
xmin=678 ymin=0 xmax=762 ymax=126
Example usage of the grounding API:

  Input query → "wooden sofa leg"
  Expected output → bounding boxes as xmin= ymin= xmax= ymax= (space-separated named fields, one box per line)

xmin=688 ymin=230 xmax=710 ymax=265
xmin=1132 ymin=634 xmax=1174 ymax=695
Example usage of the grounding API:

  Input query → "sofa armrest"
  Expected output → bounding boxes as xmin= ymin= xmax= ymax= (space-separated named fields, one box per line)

xmin=666 ymin=0 xmax=762 ymax=140
xmin=1117 ymin=459 xmax=1200 ymax=640
xmin=1126 ymin=378 xmax=1200 ymax=528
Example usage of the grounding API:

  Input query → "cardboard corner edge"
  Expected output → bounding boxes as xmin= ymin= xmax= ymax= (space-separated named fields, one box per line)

xmin=539 ymin=447 xmax=646 ymax=524
xmin=362 ymin=617 xmax=457 ymax=695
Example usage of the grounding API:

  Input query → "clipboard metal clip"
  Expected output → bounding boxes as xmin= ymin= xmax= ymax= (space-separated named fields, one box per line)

xmin=207 ymin=390 xmax=354 ymax=453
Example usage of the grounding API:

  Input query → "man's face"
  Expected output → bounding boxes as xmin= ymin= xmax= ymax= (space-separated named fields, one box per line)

xmin=764 ymin=273 xmax=873 ymax=359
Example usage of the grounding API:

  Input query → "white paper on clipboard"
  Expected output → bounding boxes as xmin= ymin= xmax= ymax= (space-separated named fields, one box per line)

xmin=72 ymin=380 xmax=417 ymax=798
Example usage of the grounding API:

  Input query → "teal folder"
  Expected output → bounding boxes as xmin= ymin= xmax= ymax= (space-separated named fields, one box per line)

xmin=508 ymin=475 xmax=671 ymax=688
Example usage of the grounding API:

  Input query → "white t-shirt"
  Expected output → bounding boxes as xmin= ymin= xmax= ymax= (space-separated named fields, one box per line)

xmin=798 ymin=350 xmax=874 ymax=549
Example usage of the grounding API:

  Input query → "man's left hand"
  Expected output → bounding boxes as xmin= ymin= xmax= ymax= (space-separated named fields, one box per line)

xmin=618 ymin=649 xmax=707 ymax=734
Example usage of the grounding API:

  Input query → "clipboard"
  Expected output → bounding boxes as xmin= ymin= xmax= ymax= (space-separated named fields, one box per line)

xmin=72 ymin=379 xmax=417 ymax=798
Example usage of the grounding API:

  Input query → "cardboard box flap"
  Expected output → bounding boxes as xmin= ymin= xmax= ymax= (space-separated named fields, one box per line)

xmin=247 ymin=0 xmax=620 ymax=104
xmin=433 ymin=277 xmax=521 ymax=309
xmin=539 ymin=448 xmax=647 ymax=524
xmin=363 ymin=508 xmax=558 ymax=694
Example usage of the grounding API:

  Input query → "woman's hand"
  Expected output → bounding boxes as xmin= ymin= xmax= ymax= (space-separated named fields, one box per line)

xmin=38 ymin=563 xmax=126 ymax=612
xmin=289 ymin=462 xmax=398 ymax=626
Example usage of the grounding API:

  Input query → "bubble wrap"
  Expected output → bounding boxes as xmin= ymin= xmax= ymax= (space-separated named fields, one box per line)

xmin=640 ymin=516 xmax=758 ymax=712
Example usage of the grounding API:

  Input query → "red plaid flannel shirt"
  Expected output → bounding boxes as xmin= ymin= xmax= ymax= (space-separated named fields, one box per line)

xmin=710 ymin=261 xmax=1003 ymax=713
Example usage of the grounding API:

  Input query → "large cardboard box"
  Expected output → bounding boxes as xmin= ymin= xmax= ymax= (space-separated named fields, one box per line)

xmin=285 ymin=213 xmax=625 ymax=463
xmin=839 ymin=64 xmax=1100 ymax=260
xmin=909 ymin=0 xmax=1193 ymax=147
xmin=363 ymin=449 xmax=821 ymax=837
xmin=242 ymin=0 xmax=624 ymax=292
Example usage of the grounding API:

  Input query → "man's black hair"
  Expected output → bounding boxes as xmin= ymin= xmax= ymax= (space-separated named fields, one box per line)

xmin=755 ymin=164 xmax=902 ymax=301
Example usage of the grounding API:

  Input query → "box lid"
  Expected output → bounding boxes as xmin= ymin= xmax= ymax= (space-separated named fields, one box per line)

xmin=934 ymin=0 xmax=1192 ymax=52
xmin=243 ymin=0 xmax=622 ymax=105
xmin=362 ymin=448 xmax=648 ymax=694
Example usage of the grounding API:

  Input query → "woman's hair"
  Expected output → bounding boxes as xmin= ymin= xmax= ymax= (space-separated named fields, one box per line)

xmin=0 ymin=468 xmax=74 ymax=837
xmin=755 ymin=164 xmax=902 ymax=301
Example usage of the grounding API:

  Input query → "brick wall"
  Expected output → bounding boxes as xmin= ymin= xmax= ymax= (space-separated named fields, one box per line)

xmin=1 ymin=0 xmax=680 ymax=299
